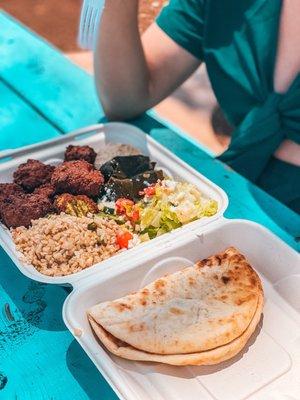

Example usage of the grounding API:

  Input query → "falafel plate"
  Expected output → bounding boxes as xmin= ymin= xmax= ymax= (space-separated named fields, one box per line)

xmin=0 ymin=142 xmax=218 ymax=277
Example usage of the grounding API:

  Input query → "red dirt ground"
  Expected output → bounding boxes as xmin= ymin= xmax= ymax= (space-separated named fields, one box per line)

xmin=0 ymin=0 xmax=166 ymax=52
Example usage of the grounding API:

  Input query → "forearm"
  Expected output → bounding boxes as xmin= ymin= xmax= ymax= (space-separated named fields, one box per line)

xmin=94 ymin=0 xmax=151 ymax=120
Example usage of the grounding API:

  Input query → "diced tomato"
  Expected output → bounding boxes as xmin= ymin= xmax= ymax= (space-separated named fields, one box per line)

xmin=130 ymin=207 xmax=140 ymax=223
xmin=116 ymin=231 xmax=133 ymax=249
xmin=140 ymin=186 xmax=156 ymax=197
xmin=115 ymin=198 xmax=140 ymax=223
xmin=115 ymin=198 xmax=134 ymax=215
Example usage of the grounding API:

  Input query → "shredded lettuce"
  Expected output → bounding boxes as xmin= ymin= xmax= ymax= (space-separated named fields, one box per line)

xmin=138 ymin=180 xmax=218 ymax=238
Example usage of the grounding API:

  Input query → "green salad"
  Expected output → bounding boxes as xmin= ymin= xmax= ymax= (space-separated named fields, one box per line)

xmin=98 ymin=179 xmax=218 ymax=242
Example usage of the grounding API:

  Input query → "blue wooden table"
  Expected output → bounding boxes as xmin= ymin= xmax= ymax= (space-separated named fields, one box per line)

xmin=0 ymin=11 xmax=299 ymax=400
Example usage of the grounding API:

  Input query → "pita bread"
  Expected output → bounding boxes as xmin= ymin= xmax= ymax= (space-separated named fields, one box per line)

xmin=88 ymin=247 xmax=264 ymax=366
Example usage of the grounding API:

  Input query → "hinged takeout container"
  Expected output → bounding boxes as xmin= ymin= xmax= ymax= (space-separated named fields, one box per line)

xmin=1 ymin=123 xmax=299 ymax=400
xmin=0 ymin=123 xmax=228 ymax=285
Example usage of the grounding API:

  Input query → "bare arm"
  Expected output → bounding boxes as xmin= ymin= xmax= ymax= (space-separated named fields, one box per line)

xmin=94 ymin=0 xmax=201 ymax=120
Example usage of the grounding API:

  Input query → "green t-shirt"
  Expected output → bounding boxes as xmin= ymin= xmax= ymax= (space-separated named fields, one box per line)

xmin=157 ymin=0 xmax=300 ymax=212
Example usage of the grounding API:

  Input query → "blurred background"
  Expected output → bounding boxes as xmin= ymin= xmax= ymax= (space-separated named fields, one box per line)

xmin=0 ymin=0 xmax=231 ymax=154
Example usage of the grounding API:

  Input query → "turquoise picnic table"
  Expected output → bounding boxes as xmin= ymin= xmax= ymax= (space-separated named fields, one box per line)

xmin=0 ymin=10 xmax=299 ymax=400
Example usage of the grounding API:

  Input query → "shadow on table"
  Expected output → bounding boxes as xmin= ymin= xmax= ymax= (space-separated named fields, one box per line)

xmin=248 ymin=183 xmax=300 ymax=242
xmin=0 ymin=248 xmax=67 ymax=332
xmin=66 ymin=339 xmax=118 ymax=400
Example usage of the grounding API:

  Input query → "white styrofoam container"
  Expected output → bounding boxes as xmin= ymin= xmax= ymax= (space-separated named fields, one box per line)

xmin=0 ymin=123 xmax=228 ymax=285
xmin=1 ymin=123 xmax=300 ymax=400
xmin=63 ymin=219 xmax=300 ymax=400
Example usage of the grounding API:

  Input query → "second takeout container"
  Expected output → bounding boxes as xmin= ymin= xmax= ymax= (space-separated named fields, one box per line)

xmin=64 ymin=218 xmax=300 ymax=400
xmin=1 ymin=123 xmax=299 ymax=399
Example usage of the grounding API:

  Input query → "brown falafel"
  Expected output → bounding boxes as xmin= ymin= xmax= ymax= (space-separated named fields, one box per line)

xmin=1 ymin=193 xmax=53 ymax=228
xmin=64 ymin=145 xmax=97 ymax=164
xmin=13 ymin=159 xmax=54 ymax=192
xmin=0 ymin=183 xmax=25 ymax=222
xmin=0 ymin=183 xmax=24 ymax=200
xmin=51 ymin=160 xmax=104 ymax=197
xmin=33 ymin=183 xmax=56 ymax=199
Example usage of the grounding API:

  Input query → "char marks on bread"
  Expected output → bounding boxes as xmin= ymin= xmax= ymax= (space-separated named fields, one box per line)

xmin=88 ymin=247 xmax=264 ymax=366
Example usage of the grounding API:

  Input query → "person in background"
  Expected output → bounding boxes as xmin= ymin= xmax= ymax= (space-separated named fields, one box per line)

xmin=94 ymin=0 xmax=300 ymax=213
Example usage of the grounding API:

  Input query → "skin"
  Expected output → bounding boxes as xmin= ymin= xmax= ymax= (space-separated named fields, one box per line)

xmin=273 ymin=0 xmax=300 ymax=166
xmin=95 ymin=0 xmax=300 ymax=166
xmin=94 ymin=0 xmax=200 ymax=120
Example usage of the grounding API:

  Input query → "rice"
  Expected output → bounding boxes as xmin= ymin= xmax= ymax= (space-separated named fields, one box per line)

xmin=11 ymin=213 xmax=122 ymax=277
xmin=94 ymin=143 xmax=140 ymax=168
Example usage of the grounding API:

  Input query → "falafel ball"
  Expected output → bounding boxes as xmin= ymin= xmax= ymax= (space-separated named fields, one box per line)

xmin=33 ymin=183 xmax=56 ymax=199
xmin=1 ymin=193 xmax=53 ymax=228
xmin=13 ymin=159 xmax=55 ymax=192
xmin=0 ymin=183 xmax=24 ymax=200
xmin=64 ymin=145 xmax=97 ymax=164
xmin=54 ymin=193 xmax=98 ymax=217
xmin=51 ymin=160 xmax=104 ymax=197
xmin=0 ymin=183 xmax=25 ymax=221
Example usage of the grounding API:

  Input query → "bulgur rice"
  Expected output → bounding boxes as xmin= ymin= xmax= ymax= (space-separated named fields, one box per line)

xmin=11 ymin=213 xmax=123 ymax=276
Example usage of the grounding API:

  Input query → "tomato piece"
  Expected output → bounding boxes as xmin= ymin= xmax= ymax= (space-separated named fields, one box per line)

xmin=130 ymin=208 xmax=140 ymax=223
xmin=115 ymin=198 xmax=134 ymax=214
xmin=140 ymin=186 xmax=156 ymax=197
xmin=116 ymin=231 xmax=133 ymax=249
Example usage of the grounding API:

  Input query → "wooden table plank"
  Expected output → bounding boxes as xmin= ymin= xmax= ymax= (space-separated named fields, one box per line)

xmin=0 ymin=12 xmax=101 ymax=133
xmin=0 ymin=10 xmax=299 ymax=400
xmin=0 ymin=80 xmax=61 ymax=151
xmin=0 ymin=10 xmax=298 ymax=251
xmin=0 ymin=247 xmax=118 ymax=400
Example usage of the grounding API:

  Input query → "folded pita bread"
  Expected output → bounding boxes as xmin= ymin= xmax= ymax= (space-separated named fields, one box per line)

xmin=88 ymin=247 xmax=264 ymax=366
